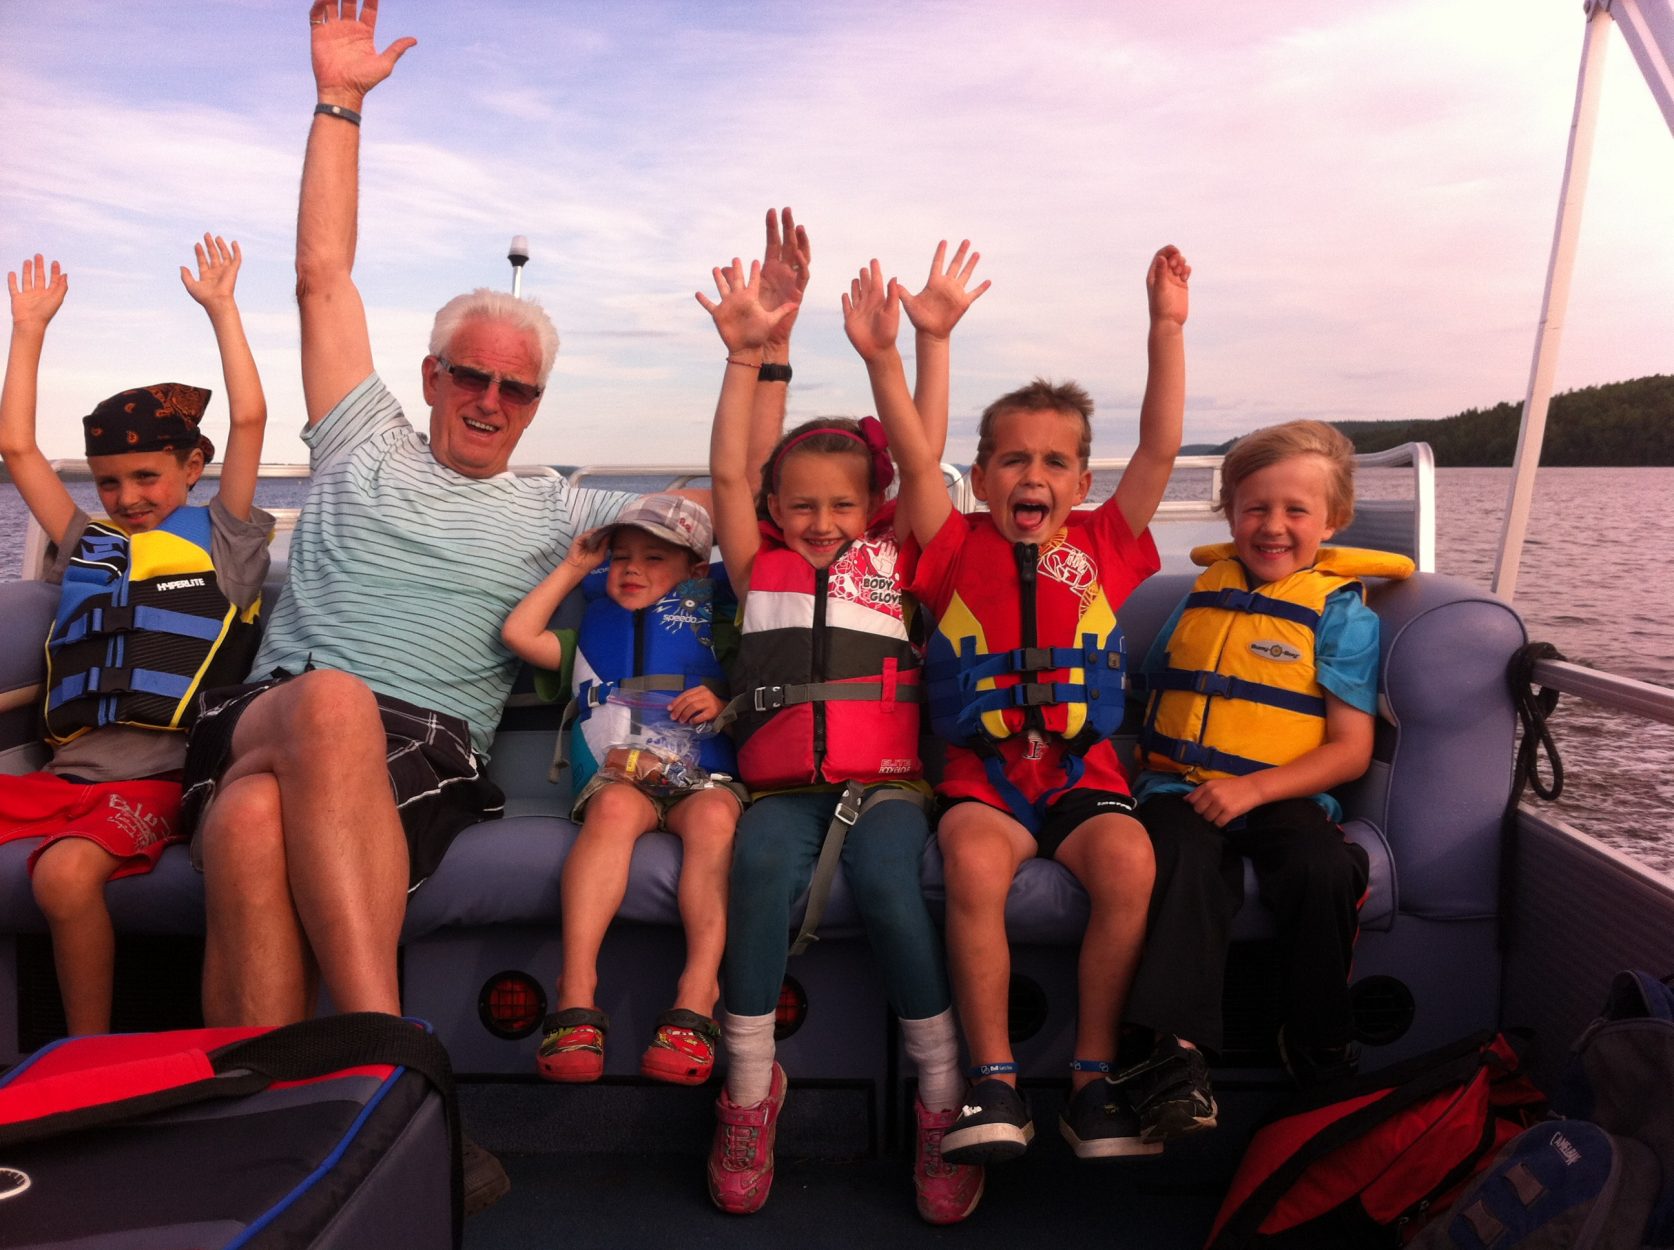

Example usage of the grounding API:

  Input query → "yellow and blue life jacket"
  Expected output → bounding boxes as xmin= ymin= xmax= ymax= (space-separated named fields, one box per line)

xmin=43 ymin=506 xmax=262 ymax=745
xmin=1139 ymin=543 xmax=1413 ymax=782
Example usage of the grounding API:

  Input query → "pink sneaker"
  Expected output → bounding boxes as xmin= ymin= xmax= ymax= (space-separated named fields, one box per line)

xmin=914 ymin=1099 xmax=985 ymax=1224
xmin=707 ymin=1063 xmax=787 ymax=1214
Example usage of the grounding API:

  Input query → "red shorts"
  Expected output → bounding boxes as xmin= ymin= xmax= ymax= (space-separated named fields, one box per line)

xmin=0 ymin=771 xmax=184 ymax=880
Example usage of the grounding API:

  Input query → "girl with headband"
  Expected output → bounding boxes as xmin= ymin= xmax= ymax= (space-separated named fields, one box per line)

xmin=696 ymin=242 xmax=988 ymax=1225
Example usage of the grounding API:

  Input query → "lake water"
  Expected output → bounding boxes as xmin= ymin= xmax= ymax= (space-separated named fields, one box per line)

xmin=4 ymin=466 xmax=1671 ymax=873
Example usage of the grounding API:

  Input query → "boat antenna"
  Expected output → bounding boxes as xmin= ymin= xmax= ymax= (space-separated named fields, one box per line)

xmin=508 ymin=235 xmax=530 ymax=297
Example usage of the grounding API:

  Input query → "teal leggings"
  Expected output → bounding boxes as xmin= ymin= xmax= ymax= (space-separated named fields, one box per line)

xmin=722 ymin=788 xmax=951 ymax=1020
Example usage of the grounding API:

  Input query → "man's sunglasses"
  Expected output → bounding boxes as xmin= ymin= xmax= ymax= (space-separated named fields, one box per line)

xmin=435 ymin=357 xmax=544 ymax=408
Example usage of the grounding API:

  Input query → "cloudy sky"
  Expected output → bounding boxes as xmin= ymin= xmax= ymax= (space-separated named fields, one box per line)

xmin=2 ymin=1 xmax=1670 ymax=468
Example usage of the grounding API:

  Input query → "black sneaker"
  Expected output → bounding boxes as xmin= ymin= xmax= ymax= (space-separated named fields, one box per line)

xmin=1278 ymin=1025 xmax=1361 ymax=1089
xmin=1058 ymin=1079 xmax=1164 ymax=1159
xmin=940 ymin=1078 xmax=1035 ymax=1165
xmin=462 ymin=1134 xmax=511 ymax=1215
xmin=1117 ymin=1036 xmax=1218 ymax=1143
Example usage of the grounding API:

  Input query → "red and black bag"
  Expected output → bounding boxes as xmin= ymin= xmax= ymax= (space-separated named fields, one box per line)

xmin=0 ymin=1012 xmax=461 ymax=1250
xmin=1207 ymin=1031 xmax=1547 ymax=1249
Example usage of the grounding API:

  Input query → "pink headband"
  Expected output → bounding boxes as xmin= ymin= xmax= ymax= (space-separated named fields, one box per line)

xmin=771 ymin=416 xmax=896 ymax=494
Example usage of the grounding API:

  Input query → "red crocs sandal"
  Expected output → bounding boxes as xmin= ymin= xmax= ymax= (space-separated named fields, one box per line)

xmin=536 ymin=1006 xmax=609 ymax=1082
xmin=640 ymin=1008 xmax=720 ymax=1085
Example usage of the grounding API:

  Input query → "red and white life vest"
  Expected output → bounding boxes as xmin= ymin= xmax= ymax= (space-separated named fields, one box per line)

xmin=727 ymin=518 xmax=921 ymax=790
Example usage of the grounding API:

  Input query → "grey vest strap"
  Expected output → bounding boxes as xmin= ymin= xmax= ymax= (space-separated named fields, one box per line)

xmin=713 ymin=678 xmax=924 ymax=733
xmin=789 ymin=783 xmax=930 ymax=958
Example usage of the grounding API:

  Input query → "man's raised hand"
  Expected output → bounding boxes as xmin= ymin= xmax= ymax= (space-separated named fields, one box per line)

xmin=309 ymin=0 xmax=417 ymax=106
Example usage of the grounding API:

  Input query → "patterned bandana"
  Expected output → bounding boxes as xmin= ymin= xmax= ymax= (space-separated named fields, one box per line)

xmin=82 ymin=383 xmax=216 ymax=462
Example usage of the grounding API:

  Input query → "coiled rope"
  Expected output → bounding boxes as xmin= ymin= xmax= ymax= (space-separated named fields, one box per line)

xmin=1508 ymin=641 xmax=1565 ymax=805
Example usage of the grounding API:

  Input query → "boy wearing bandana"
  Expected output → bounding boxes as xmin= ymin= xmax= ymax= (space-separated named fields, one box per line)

xmin=0 ymin=237 xmax=272 ymax=1035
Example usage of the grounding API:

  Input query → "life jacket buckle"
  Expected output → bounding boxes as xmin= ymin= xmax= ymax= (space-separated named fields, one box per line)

xmin=1192 ymin=671 xmax=1232 ymax=697
xmin=753 ymin=685 xmax=786 ymax=712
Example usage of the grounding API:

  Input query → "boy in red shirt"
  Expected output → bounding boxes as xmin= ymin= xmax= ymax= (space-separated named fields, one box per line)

xmin=844 ymin=244 xmax=1189 ymax=1163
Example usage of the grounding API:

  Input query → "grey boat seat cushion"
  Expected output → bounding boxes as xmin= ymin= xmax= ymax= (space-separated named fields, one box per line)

xmin=0 ymin=566 xmax=1523 ymax=954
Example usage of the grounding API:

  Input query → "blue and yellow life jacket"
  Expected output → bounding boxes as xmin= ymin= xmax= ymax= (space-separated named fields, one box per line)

xmin=43 ymin=506 xmax=262 ymax=745
xmin=924 ymin=522 xmax=1128 ymax=828
xmin=567 ymin=569 xmax=737 ymax=792
xmin=1139 ymin=543 xmax=1413 ymax=782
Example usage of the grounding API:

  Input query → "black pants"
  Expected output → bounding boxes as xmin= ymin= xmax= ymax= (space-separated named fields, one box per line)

xmin=1125 ymin=793 xmax=1369 ymax=1054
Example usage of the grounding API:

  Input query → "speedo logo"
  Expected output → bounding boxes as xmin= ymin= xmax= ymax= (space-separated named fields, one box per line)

xmin=1249 ymin=639 xmax=1301 ymax=662
xmin=154 ymin=577 xmax=207 ymax=592
xmin=877 ymin=758 xmax=915 ymax=775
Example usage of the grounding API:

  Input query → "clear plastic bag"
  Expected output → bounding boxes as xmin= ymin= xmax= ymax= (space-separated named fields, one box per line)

xmin=594 ymin=689 xmax=715 ymax=795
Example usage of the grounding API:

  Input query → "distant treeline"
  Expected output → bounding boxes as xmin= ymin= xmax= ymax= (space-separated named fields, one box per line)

xmin=1195 ymin=375 xmax=1674 ymax=467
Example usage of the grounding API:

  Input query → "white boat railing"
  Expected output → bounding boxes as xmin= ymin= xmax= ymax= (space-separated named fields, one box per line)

xmin=1075 ymin=443 xmax=1435 ymax=571
xmin=18 ymin=442 xmax=1437 ymax=579
xmin=16 ymin=459 xmax=560 ymax=580
xmin=566 ymin=442 xmax=1436 ymax=570
xmin=1531 ymin=657 xmax=1674 ymax=728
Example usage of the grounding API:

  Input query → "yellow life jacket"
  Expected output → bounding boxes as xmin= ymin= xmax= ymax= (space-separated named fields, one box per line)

xmin=1139 ymin=544 xmax=1413 ymax=782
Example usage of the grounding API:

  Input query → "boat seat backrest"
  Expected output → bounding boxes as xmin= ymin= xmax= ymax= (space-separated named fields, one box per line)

xmin=0 ymin=565 xmax=1526 ymax=1069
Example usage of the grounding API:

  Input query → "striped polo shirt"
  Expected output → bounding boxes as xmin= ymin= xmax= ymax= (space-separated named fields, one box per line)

xmin=253 ymin=374 xmax=636 ymax=756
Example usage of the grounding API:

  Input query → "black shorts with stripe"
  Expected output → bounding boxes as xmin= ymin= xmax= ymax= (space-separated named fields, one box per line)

xmin=180 ymin=671 xmax=505 ymax=889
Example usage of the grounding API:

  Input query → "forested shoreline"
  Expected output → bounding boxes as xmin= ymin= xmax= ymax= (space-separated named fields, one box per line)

xmin=1189 ymin=375 xmax=1673 ymax=466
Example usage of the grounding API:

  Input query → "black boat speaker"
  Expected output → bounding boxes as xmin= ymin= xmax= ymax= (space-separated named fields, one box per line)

xmin=1349 ymin=974 xmax=1416 ymax=1047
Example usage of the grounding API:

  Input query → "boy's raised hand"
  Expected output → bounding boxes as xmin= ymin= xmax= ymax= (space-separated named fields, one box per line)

xmin=695 ymin=259 xmax=792 ymax=354
xmin=8 ymin=256 xmax=68 ymax=332
xmin=1147 ymin=244 xmax=1191 ymax=327
xmin=758 ymin=207 xmax=810 ymax=350
xmin=841 ymin=260 xmax=901 ymax=362
xmin=562 ymin=525 xmax=612 ymax=574
xmin=179 ymin=235 xmax=242 ymax=312
xmin=898 ymin=239 xmax=990 ymax=340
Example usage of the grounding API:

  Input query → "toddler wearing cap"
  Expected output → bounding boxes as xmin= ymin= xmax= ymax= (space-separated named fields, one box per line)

xmin=502 ymin=492 xmax=741 ymax=1086
xmin=0 ymin=237 xmax=272 ymax=1036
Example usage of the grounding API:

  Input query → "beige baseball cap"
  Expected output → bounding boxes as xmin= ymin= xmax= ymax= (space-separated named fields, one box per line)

xmin=605 ymin=493 xmax=714 ymax=557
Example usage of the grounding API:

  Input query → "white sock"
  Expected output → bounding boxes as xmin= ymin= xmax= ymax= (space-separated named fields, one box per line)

xmin=722 ymin=1010 xmax=778 ymax=1105
xmin=901 ymin=1008 xmax=963 ymax=1113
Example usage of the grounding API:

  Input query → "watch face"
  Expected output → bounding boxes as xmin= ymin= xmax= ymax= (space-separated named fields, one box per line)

xmin=0 ymin=1167 xmax=30 ymax=1202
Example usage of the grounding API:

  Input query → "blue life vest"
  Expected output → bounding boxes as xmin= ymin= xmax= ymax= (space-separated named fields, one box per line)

xmin=567 ymin=569 xmax=737 ymax=792
xmin=44 ymin=506 xmax=262 ymax=745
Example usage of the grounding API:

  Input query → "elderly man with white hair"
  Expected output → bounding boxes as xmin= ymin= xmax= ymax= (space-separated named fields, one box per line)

xmin=180 ymin=4 xmax=807 ymax=1211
